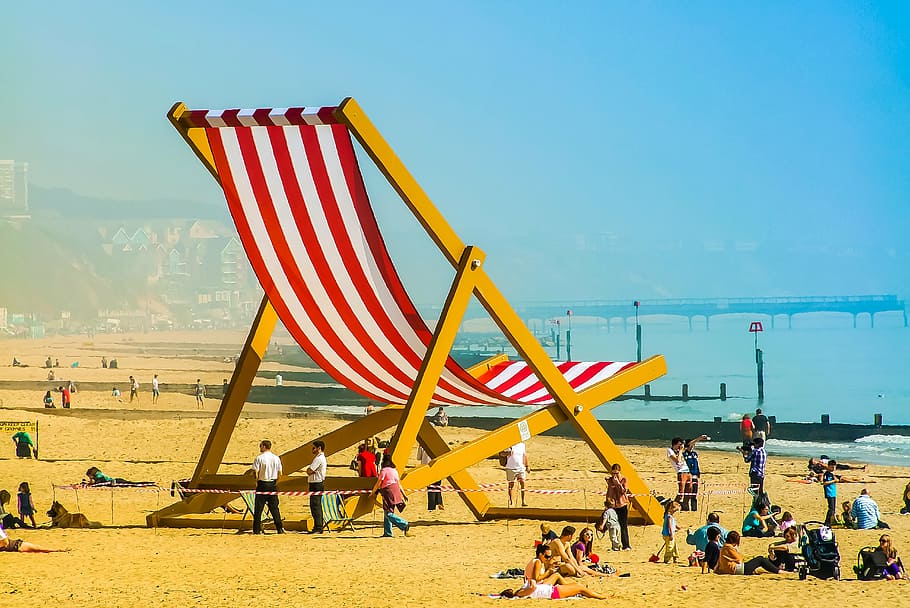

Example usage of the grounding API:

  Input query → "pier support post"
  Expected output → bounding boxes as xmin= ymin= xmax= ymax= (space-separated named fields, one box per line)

xmin=755 ymin=348 xmax=764 ymax=402
xmin=874 ymin=413 xmax=883 ymax=427
xmin=681 ymin=383 xmax=689 ymax=400
xmin=821 ymin=414 xmax=830 ymax=424
xmin=720 ymin=382 xmax=726 ymax=400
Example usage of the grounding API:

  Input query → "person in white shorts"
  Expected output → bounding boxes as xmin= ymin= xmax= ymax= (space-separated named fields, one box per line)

xmin=505 ymin=442 xmax=529 ymax=507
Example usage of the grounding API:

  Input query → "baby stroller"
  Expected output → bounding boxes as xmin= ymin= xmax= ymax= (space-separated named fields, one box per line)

xmin=798 ymin=521 xmax=840 ymax=580
xmin=853 ymin=546 xmax=904 ymax=581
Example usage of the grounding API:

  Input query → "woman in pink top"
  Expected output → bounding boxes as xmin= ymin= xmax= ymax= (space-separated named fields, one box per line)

xmin=605 ymin=463 xmax=632 ymax=550
xmin=374 ymin=454 xmax=411 ymax=538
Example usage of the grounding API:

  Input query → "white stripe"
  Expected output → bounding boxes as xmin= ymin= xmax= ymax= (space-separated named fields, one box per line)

xmin=482 ymin=362 xmax=529 ymax=391
xmin=206 ymin=110 xmax=227 ymax=128
xmin=301 ymin=107 xmax=323 ymax=125
xmin=237 ymin=109 xmax=258 ymax=127
xmin=269 ymin=109 xmax=291 ymax=126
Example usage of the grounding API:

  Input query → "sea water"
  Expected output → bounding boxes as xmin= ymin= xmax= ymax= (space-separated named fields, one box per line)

xmin=307 ymin=313 xmax=910 ymax=465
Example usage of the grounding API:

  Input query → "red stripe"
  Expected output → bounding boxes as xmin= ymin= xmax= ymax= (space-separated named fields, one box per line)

xmin=186 ymin=110 xmax=210 ymax=127
xmin=221 ymin=109 xmax=242 ymax=127
xmin=317 ymin=106 xmax=336 ymax=124
xmin=285 ymin=108 xmax=304 ymax=124
xmin=253 ymin=108 xmax=273 ymax=125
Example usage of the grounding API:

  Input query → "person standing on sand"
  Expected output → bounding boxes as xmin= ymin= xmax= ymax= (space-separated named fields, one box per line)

xmin=59 ymin=384 xmax=71 ymax=409
xmin=194 ymin=379 xmax=206 ymax=408
xmin=667 ymin=437 xmax=691 ymax=508
xmin=152 ymin=374 xmax=160 ymax=404
xmin=752 ymin=408 xmax=770 ymax=440
xmin=374 ymin=453 xmax=411 ymax=538
xmin=129 ymin=376 xmax=139 ymax=403
xmin=741 ymin=437 xmax=766 ymax=495
xmin=605 ymin=463 xmax=632 ymax=550
xmin=740 ymin=414 xmax=753 ymax=449
xmin=821 ymin=459 xmax=838 ymax=526
xmin=251 ymin=440 xmax=284 ymax=535
xmin=504 ymin=441 xmax=529 ymax=507
xmin=306 ymin=440 xmax=327 ymax=533
xmin=11 ymin=431 xmax=35 ymax=459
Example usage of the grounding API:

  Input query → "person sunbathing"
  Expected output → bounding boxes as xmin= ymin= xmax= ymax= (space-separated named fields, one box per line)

xmin=500 ymin=580 xmax=606 ymax=600
xmin=0 ymin=525 xmax=67 ymax=553
xmin=524 ymin=543 xmax=565 ymax=586
xmin=84 ymin=467 xmax=153 ymax=487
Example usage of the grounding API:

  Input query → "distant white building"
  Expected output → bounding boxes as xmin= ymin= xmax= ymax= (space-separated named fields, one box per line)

xmin=0 ymin=160 xmax=29 ymax=215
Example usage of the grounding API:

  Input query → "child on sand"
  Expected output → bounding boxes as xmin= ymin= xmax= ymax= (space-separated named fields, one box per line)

xmin=821 ymin=460 xmax=838 ymax=526
xmin=17 ymin=482 xmax=37 ymax=528
xmin=596 ymin=496 xmax=622 ymax=550
xmin=703 ymin=526 xmax=722 ymax=573
xmin=661 ymin=500 xmax=681 ymax=563
xmin=839 ymin=501 xmax=856 ymax=528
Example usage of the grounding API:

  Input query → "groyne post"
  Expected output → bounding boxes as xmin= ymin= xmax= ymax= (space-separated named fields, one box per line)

xmin=720 ymin=382 xmax=727 ymax=400
xmin=874 ymin=413 xmax=883 ymax=427
xmin=821 ymin=414 xmax=830 ymax=424
xmin=682 ymin=383 xmax=689 ymax=401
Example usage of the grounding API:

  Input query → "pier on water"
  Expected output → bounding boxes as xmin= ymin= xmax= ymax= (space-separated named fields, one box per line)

xmin=490 ymin=294 xmax=908 ymax=330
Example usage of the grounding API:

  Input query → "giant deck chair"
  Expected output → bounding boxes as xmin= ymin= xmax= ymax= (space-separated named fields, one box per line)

xmin=147 ymin=98 xmax=668 ymax=530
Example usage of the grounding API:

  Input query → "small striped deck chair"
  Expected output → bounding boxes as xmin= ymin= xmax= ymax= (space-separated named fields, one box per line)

xmin=320 ymin=492 xmax=355 ymax=532
xmin=148 ymin=98 xmax=668 ymax=530
xmin=240 ymin=491 xmax=271 ymax=525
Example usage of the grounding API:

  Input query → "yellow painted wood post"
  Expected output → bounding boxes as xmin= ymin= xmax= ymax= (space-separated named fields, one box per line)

xmin=387 ymin=246 xmax=485 ymax=469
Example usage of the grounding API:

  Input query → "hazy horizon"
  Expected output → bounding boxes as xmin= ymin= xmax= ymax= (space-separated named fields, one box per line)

xmin=3 ymin=3 xmax=909 ymax=303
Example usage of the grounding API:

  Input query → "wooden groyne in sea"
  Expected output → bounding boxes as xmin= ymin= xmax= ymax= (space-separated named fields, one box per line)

xmin=446 ymin=415 xmax=910 ymax=444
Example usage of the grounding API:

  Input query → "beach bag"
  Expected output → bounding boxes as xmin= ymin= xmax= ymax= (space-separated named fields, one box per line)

xmin=498 ymin=449 xmax=511 ymax=467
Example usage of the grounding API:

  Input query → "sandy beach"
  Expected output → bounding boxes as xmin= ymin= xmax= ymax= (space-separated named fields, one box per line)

xmin=1 ymin=331 xmax=908 ymax=607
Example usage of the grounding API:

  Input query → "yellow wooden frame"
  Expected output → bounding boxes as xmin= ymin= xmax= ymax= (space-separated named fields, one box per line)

xmin=147 ymin=99 xmax=667 ymax=530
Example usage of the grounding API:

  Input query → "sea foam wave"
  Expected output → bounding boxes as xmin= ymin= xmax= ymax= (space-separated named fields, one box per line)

xmin=855 ymin=434 xmax=910 ymax=445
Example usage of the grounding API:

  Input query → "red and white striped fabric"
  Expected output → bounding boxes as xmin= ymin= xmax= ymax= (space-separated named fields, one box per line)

xmin=202 ymin=112 xmax=637 ymax=406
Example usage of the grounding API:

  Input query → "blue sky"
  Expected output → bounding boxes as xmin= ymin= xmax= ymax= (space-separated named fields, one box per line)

xmin=3 ymin=2 xmax=908 ymax=299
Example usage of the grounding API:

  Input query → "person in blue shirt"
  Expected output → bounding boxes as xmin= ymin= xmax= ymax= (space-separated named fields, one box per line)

xmin=821 ymin=459 xmax=838 ymax=526
xmin=742 ymin=504 xmax=776 ymax=538
xmin=682 ymin=434 xmax=709 ymax=511
xmin=850 ymin=488 xmax=888 ymax=530
xmin=686 ymin=512 xmax=729 ymax=552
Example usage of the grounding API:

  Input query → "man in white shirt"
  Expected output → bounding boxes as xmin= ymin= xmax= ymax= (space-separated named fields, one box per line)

xmin=306 ymin=440 xmax=327 ymax=533
xmin=505 ymin=442 xmax=529 ymax=507
xmin=151 ymin=374 xmax=160 ymax=405
xmin=252 ymin=440 xmax=284 ymax=534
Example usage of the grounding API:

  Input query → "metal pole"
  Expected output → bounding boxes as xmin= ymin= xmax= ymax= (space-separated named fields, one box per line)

xmin=634 ymin=302 xmax=642 ymax=362
xmin=566 ymin=310 xmax=572 ymax=362
xmin=555 ymin=320 xmax=561 ymax=360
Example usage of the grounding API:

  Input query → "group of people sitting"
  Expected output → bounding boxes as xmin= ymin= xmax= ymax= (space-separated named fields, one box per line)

xmin=499 ymin=525 xmax=613 ymax=600
xmin=685 ymin=511 xmax=796 ymax=575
